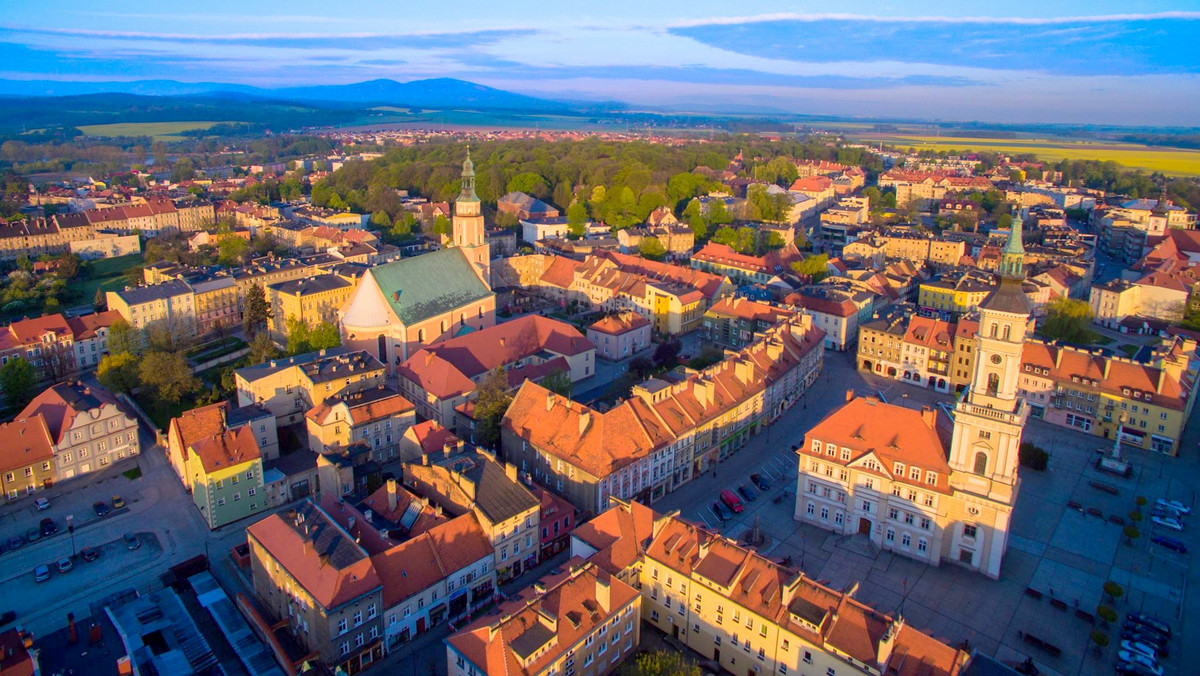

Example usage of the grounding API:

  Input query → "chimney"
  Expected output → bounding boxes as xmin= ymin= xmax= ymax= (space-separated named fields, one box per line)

xmin=1054 ymin=347 xmax=1063 ymax=369
xmin=595 ymin=572 xmax=612 ymax=612
xmin=1103 ymin=358 xmax=1111 ymax=380
xmin=845 ymin=389 xmax=855 ymax=402
xmin=347 ymin=516 xmax=355 ymax=532
xmin=546 ymin=394 xmax=556 ymax=412
xmin=505 ymin=462 xmax=518 ymax=482
xmin=386 ymin=478 xmax=398 ymax=512
xmin=443 ymin=442 xmax=454 ymax=459
xmin=579 ymin=411 xmax=592 ymax=435
xmin=393 ymin=290 xmax=400 ymax=302
xmin=920 ymin=406 xmax=936 ymax=429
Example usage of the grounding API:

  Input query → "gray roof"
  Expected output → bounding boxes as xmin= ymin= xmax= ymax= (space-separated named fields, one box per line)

xmin=269 ymin=273 xmax=351 ymax=296
xmin=980 ymin=277 xmax=1033 ymax=315
xmin=467 ymin=458 xmax=539 ymax=524
xmin=114 ymin=278 xmax=192 ymax=304
xmin=235 ymin=346 xmax=351 ymax=383
xmin=368 ymin=248 xmax=492 ymax=326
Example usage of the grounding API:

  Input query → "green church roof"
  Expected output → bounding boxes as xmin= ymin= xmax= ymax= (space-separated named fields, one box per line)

xmin=369 ymin=248 xmax=492 ymax=326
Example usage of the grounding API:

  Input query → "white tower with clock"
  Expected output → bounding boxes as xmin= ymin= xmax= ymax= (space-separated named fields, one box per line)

xmin=945 ymin=212 xmax=1032 ymax=578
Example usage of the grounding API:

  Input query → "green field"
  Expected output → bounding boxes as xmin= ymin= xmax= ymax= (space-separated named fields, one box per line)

xmin=853 ymin=133 xmax=1200 ymax=176
xmin=76 ymin=121 xmax=230 ymax=140
xmin=75 ymin=253 xmax=143 ymax=307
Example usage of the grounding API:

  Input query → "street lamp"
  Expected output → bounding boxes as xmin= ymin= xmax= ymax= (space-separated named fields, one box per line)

xmin=66 ymin=514 xmax=76 ymax=558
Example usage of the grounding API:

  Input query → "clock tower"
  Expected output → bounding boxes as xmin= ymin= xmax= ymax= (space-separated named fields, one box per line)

xmin=452 ymin=148 xmax=490 ymax=288
xmin=945 ymin=211 xmax=1031 ymax=578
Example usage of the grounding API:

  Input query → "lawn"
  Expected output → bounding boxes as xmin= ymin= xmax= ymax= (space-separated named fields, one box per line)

xmin=75 ymin=253 xmax=143 ymax=307
xmin=851 ymin=133 xmax=1200 ymax=176
xmin=76 ymin=121 xmax=230 ymax=141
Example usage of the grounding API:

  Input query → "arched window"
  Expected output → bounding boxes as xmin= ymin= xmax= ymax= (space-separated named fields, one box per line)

xmin=418 ymin=328 xmax=425 ymax=343
xmin=478 ymin=306 xmax=483 ymax=319
xmin=973 ymin=451 xmax=988 ymax=475
xmin=1002 ymin=324 xmax=1011 ymax=340
xmin=440 ymin=320 xmax=447 ymax=333
xmin=376 ymin=335 xmax=387 ymax=363
xmin=989 ymin=323 xmax=998 ymax=338
xmin=460 ymin=313 xmax=465 ymax=326
xmin=986 ymin=373 xmax=999 ymax=396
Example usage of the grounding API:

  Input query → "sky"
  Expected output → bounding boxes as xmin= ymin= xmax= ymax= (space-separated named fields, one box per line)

xmin=2 ymin=0 xmax=1199 ymax=125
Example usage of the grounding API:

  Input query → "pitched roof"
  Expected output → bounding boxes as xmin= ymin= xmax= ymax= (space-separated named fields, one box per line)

xmin=20 ymin=381 xmax=127 ymax=446
xmin=188 ymin=426 xmax=261 ymax=474
xmin=1021 ymin=340 xmax=1189 ymax=410
xmin=572 ymin=499 xmax=656 ymax=575
xmin=406 ymin=420 xmax=461 ymax=456
xmin=365 ymin=248 xmax=492 ymax=326
xmin=0 ymin=416 xmax=55 ymax=474
xmin=587 ymin=312 xmax=651 ymax=336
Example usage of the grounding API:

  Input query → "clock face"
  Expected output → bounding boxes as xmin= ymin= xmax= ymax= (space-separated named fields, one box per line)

xmin=990 ymin=354 xmax=1003 ymax=365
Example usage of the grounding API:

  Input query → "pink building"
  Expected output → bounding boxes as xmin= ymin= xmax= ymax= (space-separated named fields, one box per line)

xmin=586 ymin=312 xmax=651 ymax=360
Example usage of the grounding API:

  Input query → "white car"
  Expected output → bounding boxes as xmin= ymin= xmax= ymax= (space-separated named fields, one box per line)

xmin=34 ymin=497 xmax=50 ymax=511
xmin=1118 ymin=650 xmax=1158 ymax=671
xmin=1156 ymin=499 xmax=1191 ymax=516
xmin=1151 ymin=515 xmax=1183 ymax=532
xmin=1121 ymin=640 xmax=1157 ymax=660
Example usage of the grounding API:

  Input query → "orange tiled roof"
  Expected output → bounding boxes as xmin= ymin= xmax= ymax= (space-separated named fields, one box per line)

xmin=587 ymin=312 xmax=650 ymax=336
xmin=1021 ymin=341 xmax=1189 ymax=410
xmin=188 ymin=425 xmax=261 ymax=474
xmin=0 ymin=415 xmax=55 ymax=474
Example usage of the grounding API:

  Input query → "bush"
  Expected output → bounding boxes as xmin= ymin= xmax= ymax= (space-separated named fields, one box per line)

xmin=1090 ymin=630 xmax=1110 ymax=648
xmin=1136 ymin=495 xmax=1147 ymax=506
xmin=1097 ymin=605 xmax=1117 ymax=623
xmin=1103 ymin=581 xmax=1124 ymax=601
xmin=1019 ymin=442 xmax=1049 ymax=471
xmin=1129 ymin=510 xmax=1143 ymax=522
xmin=1123 ymin=525 xmax=1140 ymax=540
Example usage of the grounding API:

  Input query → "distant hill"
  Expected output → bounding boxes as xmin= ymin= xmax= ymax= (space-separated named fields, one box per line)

xmin=0 ymin=77 xmax=569 ymax=112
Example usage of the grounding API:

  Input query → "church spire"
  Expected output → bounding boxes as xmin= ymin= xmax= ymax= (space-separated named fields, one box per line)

xmin=998 ymin=209 xmax=1025 ymax=279
xmin=459 ymin=147 xmax=478 ymax=203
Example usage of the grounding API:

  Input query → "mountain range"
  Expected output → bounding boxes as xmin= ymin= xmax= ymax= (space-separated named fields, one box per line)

xmin=0 ymin=77 xmax=574 ymax=112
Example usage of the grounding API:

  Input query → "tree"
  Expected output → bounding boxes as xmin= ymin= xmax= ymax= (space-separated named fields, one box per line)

xmin=93 ymin=287 xmax=107 ymax=312
xmin=1103 ymin=581 xmax=1124 ymax=603
xmin=1096 ymin=604 xmax=1117 ymax=627
xmin=711 ymin=226 xmax=737 ymax=247
xmin=1122 ymin=525 xmax=1140 ymax=544
xmin=138 ymin=351 xmax=199 ymax=403
xmin=370 ymin=211 xmax=392 ymax=229
xmin=107 ymin=317 xmax=142 ymax=355
xmin=286 ymin=316 xmax=311 ymax=355
xmin=620 ymin=650 xmax=701 ymax=676
xmin=0 ymin=357 xmax=37 ymax=414
xmin=474 ymin=367 xmax=513 ymax=451
xmin=96 ymin=352 xmax=140 ymax=393
xmin=1041 ymin=297 xmax=1094 ymax=344
xmin=506 ymin=172 xmax=550 ymax=200
xmin=707 ymin=198 xmax=732 ymax=226
xmin=1089 ymin=630 xmax=1110 ymax=655
xmin=243 ymin=283 xmax=269 ymax=338
xmin=432 ymin=214 xmax=452 ymax=238
xmin=248 ymin=332 xmax=280 ymax=365
xmin=170 ymin=157 xmax=195 ymax=183
xmin=791 ymin=254 xmax=831 ymax=282
xmin=567 ymin=202 xmax=589 ymax=239
xmin=55 ymin=253 xmax=80 ymax=280
xmin=682 ymin=199 xmax=706 ymax=239
xmin=541 ymin=368 xmax=573 ymax=398
xmin=309 ymin=322 xmax=341 ymax=350
xmin=217 ymin=235 xmax=250 ymax=267
xmin=653 ymin=339 xmax=681 ymax=368
xmin=639 ymin=237 xmax=667 ymax=261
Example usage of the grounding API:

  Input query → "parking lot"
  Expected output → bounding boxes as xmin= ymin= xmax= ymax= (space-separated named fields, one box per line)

xmin=656 ymin=351 xmax=1200 ymax=674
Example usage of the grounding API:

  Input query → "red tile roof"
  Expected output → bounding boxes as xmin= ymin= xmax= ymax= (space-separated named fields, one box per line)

xmin=406 ymin=420 xmax=461 ymax=456
xmin=587 ymin=312 xmax=650 ymax=336
xmin=1021 ymin=341 xmax=1190 ymax=410
xmin=188 ymin=425 xmax=261 ymax=474
xmin=0 ymin=416 xmax=55 ymax=474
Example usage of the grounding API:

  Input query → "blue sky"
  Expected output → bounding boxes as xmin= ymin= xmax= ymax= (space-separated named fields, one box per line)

xmin=2 ymin=1 xmax=1199 ymax=125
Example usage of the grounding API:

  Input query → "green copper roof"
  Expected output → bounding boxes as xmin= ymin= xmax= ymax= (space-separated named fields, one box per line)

xmin=369 ymin=248 xmax=492 ymax=326
xmin=458 ymin=148 xmax=479 ymax=203
xmin=998 ymin=211 xmax=1025 ymax=279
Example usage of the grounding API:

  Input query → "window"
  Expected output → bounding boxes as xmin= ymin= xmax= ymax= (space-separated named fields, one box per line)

xmin=963 ymin=524 xmax=978 ymax=539
xmin=338 ymin=618 xmax=348 ymax=634
xmin=973 ymin=452 xmax=988 ymax=475
xmin=918 ymin=538 xmax=928 ymax=553
xmin=904 ymin=513 xmax=914 ymax=525
xmin=909 ymin=467 xmax=920 ymax=481
xmin=925 ymin=471 xmax=937 ymax=485
xmin=902 ymin=533 xmax=911 ymax=548
xmin=804 ymin=650 xmax=813 ymax=664
xmin=807 ymin=502 xmax=815 ymax=516
xmin=920 ymin=517 xmax=931 ymax=530
xmin=886 ymin=528 xmax=895 ymax=543
xmin=340 ymin=642 xmax=349 ymax=656
xmin=827 ymin=668 xmax=837 ymax=676
xmin=820 ymin=506 xmax=829 ymax=521
xmin=894 ymin=462 xmax=905 ymax=477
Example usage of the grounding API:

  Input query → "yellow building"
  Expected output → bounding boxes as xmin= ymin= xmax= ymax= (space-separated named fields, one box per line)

xmin=304 ymin=386 xmax=416 ymax=460
xmin=235 ymin=349 xmax=387 ymax=425
xmin=190 ymin=275 xmax=240 ymax=335
xmin=106 ymin=278 xmax=196 ymax=332
xmin=267 ymin=274 xmax=354 ymax=340
xmin=918 ymin=269 xmax=995 ymax=314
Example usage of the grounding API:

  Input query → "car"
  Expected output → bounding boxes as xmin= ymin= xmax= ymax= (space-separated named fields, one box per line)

xmin=1126 ymin=613 xmax=1172 ymax=638
xmin=1150 ymin=515 xmax=1183 ymax=532
xmin=1156 ymin=498 xmax=1191 ymax=515
xmin=1121 ymin=625 xmax=1168 ymax=649
xmin=39 ymin=517 xmax=58 ymax=537
xmin=34 ymin=497 xmax=50 ymax=511
xmin=93 ymin=501 xmax=111 ymax=517
xmin=1120 ymin=640 xmax=1158 ymax=661
xmin=25 ymin=527 xmax=40 ymax=543
xmin=737 ymin=484 xmax=758 ymax=502
xmin=56 ymin=556 xmax=73 ymax=573
xmin=112 ymin=495 xmax=126 ymax=510
xmin=6 ymin=536 xmax=24 ymax=550
xmin=1115 ymin=661 xmax=1163 ymax=676
xmin=719 ymin=490 xmax=744 ymax=514
xmin=33 ymin=565 xmax=50 ymax=583
xmin=80 ymin=546 xmax=99 ymax=562
xmin=1150 ymin=509 xmax=1183 ymax=523
xmin=712 ymin=502 xmax=731 ymax=522
xmin=1117 ymin=650 xmax=1158 ymax=671
xmin=124 ymin=532 xmax=141 ymax=550
xmin=0 ymin=610 xmax=14 ymax=627
xmin=750 ymin=473 xmax=771 ymax=490
xmin=1150 ymin=535 xmax=1188 ymax=553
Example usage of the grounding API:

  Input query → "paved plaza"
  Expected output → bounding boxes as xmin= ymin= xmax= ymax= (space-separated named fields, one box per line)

xmin=657 ymin=351 xmax=1200 ymax=675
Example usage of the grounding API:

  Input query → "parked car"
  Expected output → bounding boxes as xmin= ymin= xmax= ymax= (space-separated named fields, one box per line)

xmin=7 ymin=536 xmax=24 ymax=550
xmin=25 ymin=527 xmax=40 ymax=543
xmin=1121 ymin=627 xmax=1167 ymax=651
xmin=0 ymin=610 xmax=15 ymax=627
xmin=750 ymin=473 xmax=771 ymax=490
xmin=34 ymin=497 xmax=50 ymax=511
xmin=93 ymin=501 xmax=111 ymax=517
xmin=1115 ymin=661 xmax=1163 ymax=676
xmin=1150 ymin=515 xmax=1183 ymax=532
xmin=1126 ymin=613 xmax=1172 ymax=637
xmin=1120 ymin=640 xmax=1158 ymax=661
xmin=39 ymin=517 xmax=58 ymax=537
xmin=124 ymin=532 xmax=141 ymax=550
xmin=1117 ymin=651 xmax=1159 ymax=672
xmin=112 ymin=495 xmax=126 ymax=510
xmin=1150 ymin=505 xmax=1184 ymax=519
xmin=1150 ymin=535 xmax=1188 ymax=553
xmin=56 ymin=557 xmax=73 ymax=573
xmin=81 ymin=546 xmax=99 ymax=562
xmin=719 ymin=490 xmax=744 ymax=514
xmin=1156 ymin=498 xmax=1191 ymax=515
xmin=33 ymin=565 xmax=50 ymax=583
xmin=737 ymin=484 xmax=758 ymax=502
xmin=712 ymin=502 xmax=731 ymax=522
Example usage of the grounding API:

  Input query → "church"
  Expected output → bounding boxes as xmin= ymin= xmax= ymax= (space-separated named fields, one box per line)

xmin=339 ymin=150 xmax=496 ymax=372
xmin=794 ymin=218 xmax=1032 ymax=579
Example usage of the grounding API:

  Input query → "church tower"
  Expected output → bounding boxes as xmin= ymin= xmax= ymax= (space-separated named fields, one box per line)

xmin=452 ymin=148 xmax=490 ymax=287
xmin=945 ymin=211 xmax=1032 ymax=578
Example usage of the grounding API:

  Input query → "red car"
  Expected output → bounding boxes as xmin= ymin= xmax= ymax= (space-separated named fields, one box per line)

xmin=720 ymin=490 xmax=744 ymax=514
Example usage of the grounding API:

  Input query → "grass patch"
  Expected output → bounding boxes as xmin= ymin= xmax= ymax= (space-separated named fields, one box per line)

xmin=133 ymin=391 xmax=194 ymax=430
xmin=187 ymin=336 xmax=246 ymax=360
xmin=122 ymin=467 xmax=143 ymax=480
xmin=77 ymin=121 xmax=229 ymax=141
xmin=850 ymin=133 xmax=1200 ymax=176
xmin=71 ymin=253 xmax=144 ymax=309
xmin=1118 ymin=344 xmax=1139 ymax=358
